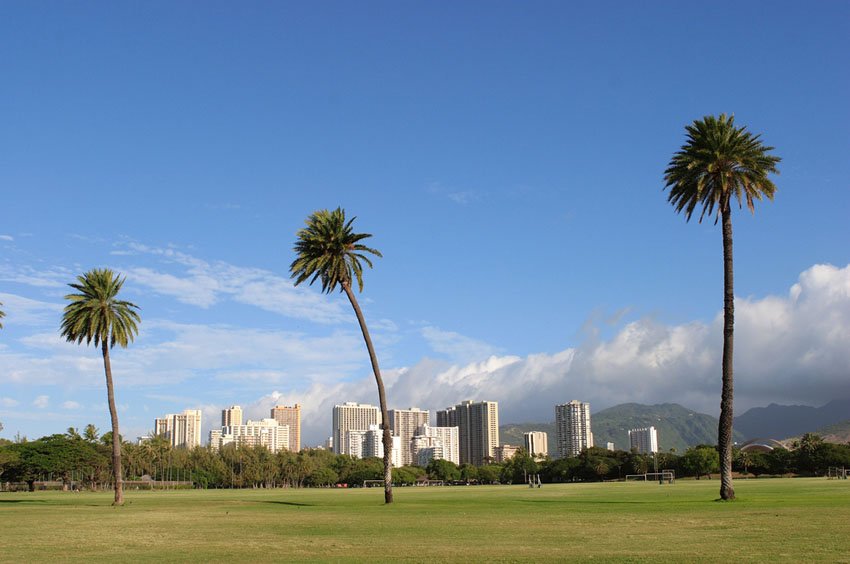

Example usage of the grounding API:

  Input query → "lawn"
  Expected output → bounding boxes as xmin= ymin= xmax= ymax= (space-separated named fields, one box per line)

xmin=1 ymin=478 xmax=848 ymax=562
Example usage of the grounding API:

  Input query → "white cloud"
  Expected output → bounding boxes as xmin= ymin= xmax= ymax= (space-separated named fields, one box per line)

xmin=421 ymin=326 xmax=500 ymax=363
xmin=0 ymin=235 xmax=13 ymax=241
xmin=0 ymin=265 xmax=70 ymax=288
xmin=33 ymin=395 xmax=49 ymax=409
xmin=62 ymin=401 xmax=81 ymax=410
xmin=1 ymin=397 xmax=20 ymax=407
xmin=273 ymin=263 xmax=850 ymax=445
xmin=0 ymin=293 xmax=63 ymax=325
xmin=118 ymin=243 xmax=348 ymax=324
xmin=2 ymin=320 xmax=367 ymax=390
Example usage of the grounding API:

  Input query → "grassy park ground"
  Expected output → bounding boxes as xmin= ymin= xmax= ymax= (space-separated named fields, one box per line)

xmin=1 ymin=478 xmax=849 ymax=562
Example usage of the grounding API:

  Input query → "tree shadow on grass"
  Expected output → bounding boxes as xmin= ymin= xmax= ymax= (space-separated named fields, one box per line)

xmin=258 ymin=501 xmax=315 ymax=507
xmin=0 ymin=499 xmax=47 ymax=503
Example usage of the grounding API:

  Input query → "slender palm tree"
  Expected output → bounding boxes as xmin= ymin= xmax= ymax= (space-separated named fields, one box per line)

xmin=289 ymin=208 xmax=393 ymax=503
xmin=664 ymin=114 xmax=780 ymax=500
xmin=60 ymin=268 xmax=140 ymax=505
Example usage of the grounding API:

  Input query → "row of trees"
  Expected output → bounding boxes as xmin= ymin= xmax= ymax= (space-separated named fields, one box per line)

xmin=3 ymin=432 xmax=848 ymax=492
xmin=1 ymin=114 xmax=783 ymax=503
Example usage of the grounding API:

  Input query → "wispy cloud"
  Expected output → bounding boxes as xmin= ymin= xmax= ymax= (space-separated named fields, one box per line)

xmin=421 ymin=326 xmax=500 ymax=363
xmin=116 ymin=243 xmax=349 ymax=324
xmin=33 ymin=395 xmax=49 ymax=409
xmin=0 ymin=235 xmax=13 ymax=241
xmin=62 ymin=401 xmax=81 ymax=410
xmin=0 ymin=293 xmax=63 ymax=325
xmin=427 ymin=181 xmax=480 ymax=205
xmin=0 ymin=265 xmax=71 ymax=289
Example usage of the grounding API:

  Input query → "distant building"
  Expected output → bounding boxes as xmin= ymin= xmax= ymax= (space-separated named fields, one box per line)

xmin=154 ymin=409 xmax=202 ymax=449
xmin=222 ymin=405 xmax=243 ymax=427
xmin=523 ymin=431 xmax=549 ymax=459
xmin=333 ymin=402 xmax=380 ymax=455
xmin=345 ymin=424 xmax=401 ymax=467
xmin=388 ymin=407 xmax=430 ymax=466
xmin=437 ymin=400 xmax=499 ymax=466
xmin=495 ymin=444 xmax=520 ymax=463
xmin=628 ymin=426 xmax=658 ymax=454
xmin=555 ymin=400 xmax=593 ymax=458
xmin=411 ymin=424 xmax=460 ymax=466
xmin=270 ymin=404 xmax=301 ymax=452
xmin=606 ymin=442 xmax=615 ymax=452
xmin=210 ymin=417 xmax=290 ymax=453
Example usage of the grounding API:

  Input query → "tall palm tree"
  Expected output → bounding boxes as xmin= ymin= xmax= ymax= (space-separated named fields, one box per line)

xmin=60 ymin=268 xmax=140 ymax=505
xmin=664 ymin=114 xmax=780 ymax=500
xmin=289 ymin=208 xmax=393 ymax=503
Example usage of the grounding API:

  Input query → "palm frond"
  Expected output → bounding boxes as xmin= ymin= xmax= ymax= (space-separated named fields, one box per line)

xmin=664 ymin=113 xmax=780 ymax=223
xmin=60 ymin=268 xmax=141 ymax=349
xmin=290 ymin=207 xmax=382 ymax=294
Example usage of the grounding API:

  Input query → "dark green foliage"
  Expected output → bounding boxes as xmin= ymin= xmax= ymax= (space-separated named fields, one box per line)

xmin=499 ymin=449 xmax=539 ymax=484
xmin=680 ymin=446 xmax=720 ymax=479
xmin=426 ymin=458 xmax=460 ymax=481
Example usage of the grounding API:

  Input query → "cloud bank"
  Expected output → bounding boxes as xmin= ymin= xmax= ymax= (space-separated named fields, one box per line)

xmin=265 ymin=263 xmax=850 ymax=445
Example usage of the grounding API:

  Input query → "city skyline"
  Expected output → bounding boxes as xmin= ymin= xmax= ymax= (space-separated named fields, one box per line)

xmin=1 ymin=3 xmax=848 ymax=447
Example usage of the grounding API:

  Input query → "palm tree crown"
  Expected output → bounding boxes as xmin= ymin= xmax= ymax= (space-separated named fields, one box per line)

xmin=664 ymin=113 xmax=780 ymax=222
xmin=60 ymin=269 xmax=140 ymax=348
xmin=290 ymin=207 xmax=382 ymax=293
xmin=0 ymin=301 xmax=5 ymax=329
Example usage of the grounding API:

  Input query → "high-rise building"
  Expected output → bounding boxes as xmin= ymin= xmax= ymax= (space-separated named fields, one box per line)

xmin=555 ymin=400 xmax=593 ymax=458
xmin=154 ymin=409 xmax=202 ymax=449
xmin=209 ymin=417 xmax=290 ymax=453
xmin=332 ymin=402 xmax=380 ymax=455
xmin=411 ymin=424 xmax=459 ymax=466
xmin=270 ymin=404 xmax=301 ymax=452
xmin=222 ymin=405 xmax=243 ymax=427
xmin=388 ymin=407 xmax=430 ymax=466
xmin=436 ymin=400 xmax=499 ymax=466
xmin=523 ymin=431 xmax=549 ymax=459
xmin=628 ymin=426 xmax=659 ymax=454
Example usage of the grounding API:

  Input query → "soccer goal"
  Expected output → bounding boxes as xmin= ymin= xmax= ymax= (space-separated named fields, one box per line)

xmin=625 ymin=470 xmax=675 ymax=484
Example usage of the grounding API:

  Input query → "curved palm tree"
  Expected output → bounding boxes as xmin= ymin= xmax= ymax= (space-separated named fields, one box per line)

xmin=60 ymin=268 xmax=140 ymax=505
xmin=664 ymin=114 xmax=780 ymax=500
xmin=290 ymin=208 xmax=394 ymax=503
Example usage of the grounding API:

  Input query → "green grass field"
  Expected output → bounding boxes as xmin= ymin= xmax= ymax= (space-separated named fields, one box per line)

xmin=2 ymin=479 xmax=849 ymax=562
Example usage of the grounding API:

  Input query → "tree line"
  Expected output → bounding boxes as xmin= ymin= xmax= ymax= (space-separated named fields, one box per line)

xmin=2 ymin=430 xmax=847 ymax=492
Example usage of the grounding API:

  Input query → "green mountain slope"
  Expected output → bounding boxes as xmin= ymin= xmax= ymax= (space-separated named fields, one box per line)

xmin=500 ymin=403 xmax=746 ymax=454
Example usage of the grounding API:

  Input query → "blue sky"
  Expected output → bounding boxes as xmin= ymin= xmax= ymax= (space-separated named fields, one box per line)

xmin=1 ymin=2 xmax=848 ymax=447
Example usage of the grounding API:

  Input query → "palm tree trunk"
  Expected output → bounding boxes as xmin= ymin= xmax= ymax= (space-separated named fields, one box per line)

xmin=343 ymin=282 xmax=393 ymax=504
xmin=102 ymin=341 xmax=124 ymax=505
xmin=718 ymin=205 xmax=736 ymax=501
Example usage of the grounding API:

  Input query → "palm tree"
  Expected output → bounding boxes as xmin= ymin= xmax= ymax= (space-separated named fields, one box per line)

xmin=0 ymin=301 xmax=5 ymax=329
xmin=60 ymin=268 xmax=140 ymax=505
xmin=289 ymin=208 xmax=393 ymax=503
xmin=664 ymin=114 xmax=780 ymax=500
